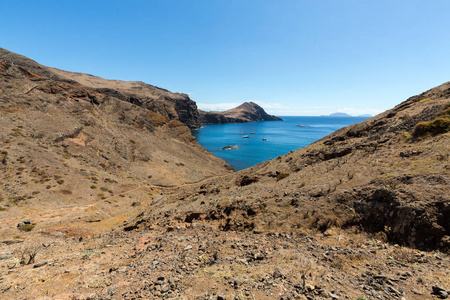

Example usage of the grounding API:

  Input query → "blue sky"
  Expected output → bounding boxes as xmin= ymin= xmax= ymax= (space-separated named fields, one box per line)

xmin=1 ymin=0 xmax=449 ymax=116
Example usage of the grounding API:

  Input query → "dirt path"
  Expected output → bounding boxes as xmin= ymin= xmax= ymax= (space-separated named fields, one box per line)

xmin=0 ymin=172 xmax=232 ymax=236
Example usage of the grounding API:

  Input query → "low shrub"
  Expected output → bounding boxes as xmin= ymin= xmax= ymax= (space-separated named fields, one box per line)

xmin=412 ymin=106 xmax=450 ymax=138
xmin=413 ymin=117 xmax=450 ymax=138
xmin=18 ymin=223 xmax=36 ymax=232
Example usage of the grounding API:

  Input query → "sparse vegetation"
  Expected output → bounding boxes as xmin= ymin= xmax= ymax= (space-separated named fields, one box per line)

xmin=17 ymin=243 xmax=41 ymax=265
xmin=18 ymin=222 xmax=36 ymax=232
xmin=399 ymin=130 xmax=412 ymax=142
xmin=413 ymin=106 xmax=450 ymax=138
xmin=413 ymin=117 xmax=450 ymax=137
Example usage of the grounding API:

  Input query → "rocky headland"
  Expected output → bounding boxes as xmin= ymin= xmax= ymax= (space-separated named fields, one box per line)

xmin=0 ymin=48 xmax=448 ymax=299
xmin=199 ymin=102 xmax=282 ymax=124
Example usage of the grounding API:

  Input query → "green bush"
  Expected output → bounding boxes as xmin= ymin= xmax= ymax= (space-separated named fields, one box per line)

xmin=413 ymin=118 xmax=450 ymax=138
xmin=412 ymin=106 xmax=450 ymax=138
xmin=18 ymin=223 xmax=36 ymax=232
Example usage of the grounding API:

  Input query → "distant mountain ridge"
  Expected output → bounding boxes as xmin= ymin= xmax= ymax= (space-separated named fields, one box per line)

xmin=322 ymin=112 xmax=372 ymax=117
xmin=199 ymin=102 xmax=282 ymax=124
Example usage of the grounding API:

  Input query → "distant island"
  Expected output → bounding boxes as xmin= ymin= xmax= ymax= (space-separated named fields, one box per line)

xmin=321 ymin=112 xmax=372 ymax=118
xmin=199 ymin=102 xmax=282 ymax=124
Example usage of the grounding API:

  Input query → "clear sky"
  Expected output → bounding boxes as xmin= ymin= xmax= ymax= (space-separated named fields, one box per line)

xmin=1 ymin=0 xmax=449 ymax=116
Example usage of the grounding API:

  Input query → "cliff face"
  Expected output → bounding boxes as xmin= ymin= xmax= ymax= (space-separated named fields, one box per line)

xmin=49 ymin=68 xmax=203 ymax=129
xmin=199 ymin=102 xmax=282 ymax=124
xmin=0 ymin=48 xmax=202 ymax=129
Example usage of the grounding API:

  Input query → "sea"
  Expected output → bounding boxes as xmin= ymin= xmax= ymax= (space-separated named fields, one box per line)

xmin=191 ymin=116 xmax=369 ymax=171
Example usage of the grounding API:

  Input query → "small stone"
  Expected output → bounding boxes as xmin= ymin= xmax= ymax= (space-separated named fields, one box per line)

xmin=217 ymin=295 xmax=226 ymax=300
xmin=432 ymin=286 xmax=449 ymax=299
xmin=161 ymin=284 xmax=170 ymax=293
xmin=184 ymin=245 xmax=193 ymax=251
xmin=328 ymin=292 xmax=339 ymax=299
xmin=412 ymin=290 xmax=423 ymax=295
xmin=306 ymin=284 xmax=315 ymax=292
xmin=33 ymin=261 xmax=47 ymax=268
xmin=433 ymin=286 xmax=447 ymax=294
xmin=273 ymin=269 xmax=283 ymax=279
xmin=17 ymin=220 xmax=32 ymax=227
xmin=231 ymin=278 xmax=238 ymax=288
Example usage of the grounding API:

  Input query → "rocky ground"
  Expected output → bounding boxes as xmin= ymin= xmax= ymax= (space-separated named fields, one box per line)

xmin=0 ymin=211 xmax=448 ymax=299
xmin=0 ymin=48 xmax=448 ymax=299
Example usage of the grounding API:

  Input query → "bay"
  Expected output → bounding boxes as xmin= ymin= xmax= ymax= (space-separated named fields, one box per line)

xmin=192 ymin=116 xmax=369 ymax=171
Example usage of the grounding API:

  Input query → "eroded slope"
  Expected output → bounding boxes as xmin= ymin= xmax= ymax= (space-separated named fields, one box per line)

xmin=136 ymin=82 xmax=450 ymax=252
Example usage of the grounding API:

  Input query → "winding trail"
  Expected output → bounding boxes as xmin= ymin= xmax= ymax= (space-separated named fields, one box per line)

xmin=0 ymin=171 xmax=235 ymax=236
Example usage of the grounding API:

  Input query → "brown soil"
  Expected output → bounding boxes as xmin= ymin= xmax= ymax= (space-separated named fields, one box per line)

xmin=0 ymin=48 xmax=448 ymax=299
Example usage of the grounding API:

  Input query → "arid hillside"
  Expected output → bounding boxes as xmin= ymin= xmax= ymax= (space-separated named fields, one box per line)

xmin=0 ymin=48 xmax=232 ymax=236
xmin=0 ymin=48 xmax=203 ymax=129
xmin=0 ymin=48 xmax=448 ymax=300
xmin=139 ymin=82 xmax=450 ymax=252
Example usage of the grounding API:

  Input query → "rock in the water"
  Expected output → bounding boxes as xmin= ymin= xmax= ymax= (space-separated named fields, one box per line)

xmin=222 ymin=145 xmax=238 ymax=150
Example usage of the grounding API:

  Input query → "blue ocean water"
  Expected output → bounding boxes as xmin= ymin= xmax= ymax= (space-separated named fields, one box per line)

xmin=192 ymin=116 xmax=369 ymax=171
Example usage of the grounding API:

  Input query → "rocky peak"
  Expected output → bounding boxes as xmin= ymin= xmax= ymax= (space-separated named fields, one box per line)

xmin=199 ymin=101 xmax=282 ymax=124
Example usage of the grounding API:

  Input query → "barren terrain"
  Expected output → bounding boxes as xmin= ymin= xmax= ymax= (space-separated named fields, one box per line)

xmin=0 ymin=48 xmax=448 ymax=299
